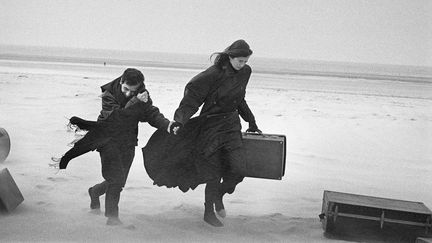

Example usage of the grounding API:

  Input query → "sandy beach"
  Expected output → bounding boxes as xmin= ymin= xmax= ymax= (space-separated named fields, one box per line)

xmin=0 ymin=60 xmax=431 ymax=242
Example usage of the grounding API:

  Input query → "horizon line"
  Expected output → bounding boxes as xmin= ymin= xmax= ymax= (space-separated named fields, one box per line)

xmin=1 ymin=44 xmax=431 ymax=69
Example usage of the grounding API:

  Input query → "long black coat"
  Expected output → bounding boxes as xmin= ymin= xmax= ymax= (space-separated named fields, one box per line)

xmin=59 ymin=78 xmax=169 ymax=169
xmin=143 ymin=63 xmax=257 ymax=192
xmin=97 ymin=78 xmax=169 ymax=147
xmin=174 ymin=63 xmax=256 ymax=125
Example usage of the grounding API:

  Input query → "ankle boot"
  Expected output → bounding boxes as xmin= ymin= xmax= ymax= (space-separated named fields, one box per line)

xmin=203 ymin=202 xmax=223 ymax=227
xmin=214 ymin=190 xmax=226 ymax=218
xmin=88 ymin=187 xmax=100 ymax=209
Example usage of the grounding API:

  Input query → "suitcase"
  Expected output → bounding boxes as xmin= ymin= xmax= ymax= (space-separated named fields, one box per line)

xmin=417 ymin=237 xmax=432 ymax=243
xmin=238 ymin=132 xmax=286 ymax=180
xmin=0 ymin=127 xmax=11 ymax=163
xmin=320 ymin=190 xmax=432 ymax=237
xmin=0 ymin=168 xmax=24 ymax=212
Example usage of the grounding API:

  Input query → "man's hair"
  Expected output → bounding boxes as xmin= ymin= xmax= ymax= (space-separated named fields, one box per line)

xmin=121 ymin=68 xmax=144 ymax=86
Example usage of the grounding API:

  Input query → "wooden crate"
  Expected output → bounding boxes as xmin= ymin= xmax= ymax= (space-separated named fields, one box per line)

xmin=239 ymin=133 xmax=286 ymax=180
xmin=320 ymin=190 xmax=432 ymax=236
xmin=0 ymin=168 xmax=24 ymax=212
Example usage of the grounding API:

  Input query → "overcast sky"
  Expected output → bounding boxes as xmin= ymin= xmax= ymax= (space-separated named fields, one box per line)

xmin=1 ymin=0 xmax=431 ymax=66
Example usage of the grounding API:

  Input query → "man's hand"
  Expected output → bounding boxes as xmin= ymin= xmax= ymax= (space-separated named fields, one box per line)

xmin=167 ymin=121 xmax=183 ymax=135
xmin=137 ymin=91 xmax=148 ymax=103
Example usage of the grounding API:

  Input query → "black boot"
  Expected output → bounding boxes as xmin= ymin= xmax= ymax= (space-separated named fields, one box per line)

xmin=214 ymin=189 xmax=226 ymax=218
xmin=204 ymin=202 xmax=223 ymax=227
xmin=88 ymin=187 xmax=100 ymax=210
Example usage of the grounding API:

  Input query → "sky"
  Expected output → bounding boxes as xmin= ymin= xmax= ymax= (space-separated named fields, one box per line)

xmin=0 ymin=0 xmax=431 ymax=66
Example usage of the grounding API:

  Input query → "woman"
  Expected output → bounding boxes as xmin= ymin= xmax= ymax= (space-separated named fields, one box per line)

xmin=143 ymin=39 xmax=261 ymax=227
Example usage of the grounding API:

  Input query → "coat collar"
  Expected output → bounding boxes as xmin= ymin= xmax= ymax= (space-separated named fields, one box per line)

xmin=223 ymin=62 xmax=238 ymax=76
xmin=223 ymin=62 xmax=250 ymax=77
xmin=100 ymin=77 xmax=128 ymax=106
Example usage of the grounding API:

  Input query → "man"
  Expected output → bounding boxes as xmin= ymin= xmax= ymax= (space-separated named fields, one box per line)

xmin=62 ymin=68 xmax=170 ymax=225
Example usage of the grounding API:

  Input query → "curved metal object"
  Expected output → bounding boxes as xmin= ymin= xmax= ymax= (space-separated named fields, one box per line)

xmin=0 ymin=127 xmax=11 ymax=163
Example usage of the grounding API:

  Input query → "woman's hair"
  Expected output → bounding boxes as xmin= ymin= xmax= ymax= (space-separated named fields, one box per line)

xmin=211 ymin=39 xmax=253 ymax=69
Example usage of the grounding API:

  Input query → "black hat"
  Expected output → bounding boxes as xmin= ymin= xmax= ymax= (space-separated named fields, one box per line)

xmin=224 ymin=39 xmax=253 ymax=57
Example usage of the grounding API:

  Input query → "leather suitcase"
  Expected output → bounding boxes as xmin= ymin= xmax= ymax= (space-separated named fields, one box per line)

xmin=417 ymin=238 xmax=432 ymax=243
xmin=238 ymin=132 xmax=286 ymax=180
xmin=0 ymin=168 xmax=24 ymax=212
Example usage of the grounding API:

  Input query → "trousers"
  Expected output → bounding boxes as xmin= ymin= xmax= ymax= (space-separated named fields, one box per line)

xmin=91 ymin=142 xmax=135 ymax=218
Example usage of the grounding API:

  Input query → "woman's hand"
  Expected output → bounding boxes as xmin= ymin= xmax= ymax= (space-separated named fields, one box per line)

xmin=167 ymin=121 xmax=183 ymax=135
xmin=246 ymin=122 xmax=262 ymax=134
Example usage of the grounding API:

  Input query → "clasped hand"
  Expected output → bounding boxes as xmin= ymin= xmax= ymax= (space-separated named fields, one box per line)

xmin=167 ymin=121 xmax=182 ymax=135
xmin=246 ymin=122 xmax=262 ymax=134
xmin=137 ymin=91 xmax=148 ymax=102
xmin=246 ymin=127 xmax=262 ymax=134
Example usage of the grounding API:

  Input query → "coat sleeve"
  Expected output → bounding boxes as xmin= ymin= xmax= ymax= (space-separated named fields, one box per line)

xmin=173 ymin=68 xmax=217 ymax=124
xmin=237 ymin=66 xmax=256 ymax=124
xmin=133 ymin=98 xmax=170 ymax=130
xmin=238 ymin=99 xmax=256 ymax=124
xmin=98 ymin=91 xmax=122 ymax=121
xmin=98 ymin=89 xmax=146 ymax=119
xmin=101 ymin=91 xmax=169 ymax=131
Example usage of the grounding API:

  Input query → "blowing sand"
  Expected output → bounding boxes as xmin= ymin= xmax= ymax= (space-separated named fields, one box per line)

xmin=0 ymin=61 xmax=431 ymax=242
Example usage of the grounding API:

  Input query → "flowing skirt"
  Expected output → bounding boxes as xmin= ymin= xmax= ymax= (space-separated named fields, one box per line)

xmin=142 ymin=112 xmax=242 ymax=192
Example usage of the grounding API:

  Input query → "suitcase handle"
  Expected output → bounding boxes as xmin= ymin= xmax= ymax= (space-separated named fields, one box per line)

xmin=244 ymin=131 xmax=262 ymax=135
xmin=243 ymin=132 xmax=284 ymax=137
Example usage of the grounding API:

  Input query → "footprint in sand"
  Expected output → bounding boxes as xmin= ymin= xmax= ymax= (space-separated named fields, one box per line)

xmin=88 ymin=209 xmax=102 ymax=215
xmin=237 ymin=215 xmax=249 ymax=221
xmin=36 ymin=201 xmax=53 ymax=206
xmin=173 ymin=204 xmax=188 ymax=210
xmin=123 ymin=224 xmax=136 ymax=230
xmin=229 ymin=199 xmax=247 ymax=204
xmin=35 ymin=184 xmax=54 ymax=191
xmin=47 ymin=177 xmax=68 ymax=182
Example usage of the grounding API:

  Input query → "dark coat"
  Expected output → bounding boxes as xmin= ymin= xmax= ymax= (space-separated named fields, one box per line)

xmin=59 ymin=78 xmax=169 ymax=169
xmin=97 ymin=77 xmax=169 ymax=147
xmin=174 ymin=64 xmax=256 ymax=125
xmin=143 ymin=63 xmax=257 ymax=192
